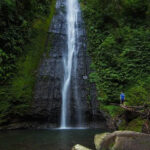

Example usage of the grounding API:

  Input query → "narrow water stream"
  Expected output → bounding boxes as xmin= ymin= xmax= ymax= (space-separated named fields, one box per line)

xmin=61 ymin=0 xmax=82 ymax=128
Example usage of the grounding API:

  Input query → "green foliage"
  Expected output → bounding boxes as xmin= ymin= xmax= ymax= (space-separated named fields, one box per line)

xmin=10 ymin=5 xmax=55 ymax=103
xmin=0 ymin=0 xmax=53 ymax=84
xmin=119 ymin=117 xmax=145 ymax=132
xmin=100 ymin=105 xmax=124 ymax=117
xmin=122 ymin=0 xmax=148 ymax=19
xmin=0 ymin=0 xmax=56 ymax=124
xmin=80 ymin=0 xmax=150 ymax=105
xmin=127 ymin=84 xmax=148 ymax=106
xmin=126 ymin=78 xmax=150 ymax=106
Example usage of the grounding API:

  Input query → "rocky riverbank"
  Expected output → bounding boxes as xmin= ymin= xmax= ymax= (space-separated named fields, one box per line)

xmin=72 ymin=130 xmax=150 ymax=150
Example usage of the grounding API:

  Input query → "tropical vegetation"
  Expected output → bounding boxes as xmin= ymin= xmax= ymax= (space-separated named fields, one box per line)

xmin=0 ymin=0 xmax=56 ymax=124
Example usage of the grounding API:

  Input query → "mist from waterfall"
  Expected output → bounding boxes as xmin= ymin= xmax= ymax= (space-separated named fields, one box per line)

xmin=60 ymin=0 xmax=81 ymax=128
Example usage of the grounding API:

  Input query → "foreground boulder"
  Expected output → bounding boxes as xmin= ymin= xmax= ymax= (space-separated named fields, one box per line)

xmin=72 ymin=144 xmax=92 ymax=150
xmin=94 ymin=131 xmax=150 ymax=150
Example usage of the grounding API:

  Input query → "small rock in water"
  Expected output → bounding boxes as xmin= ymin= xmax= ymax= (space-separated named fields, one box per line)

xmin=72 ymin=144 xmax=92 ymax=150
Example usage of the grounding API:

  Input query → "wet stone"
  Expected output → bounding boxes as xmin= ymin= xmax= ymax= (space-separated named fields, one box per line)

xmin=31 ymin=0 xmax=106 ymax=128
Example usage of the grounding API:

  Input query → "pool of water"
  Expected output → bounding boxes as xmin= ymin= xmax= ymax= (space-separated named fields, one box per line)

xmin=0 ymin=129 xmax=105 ymax=150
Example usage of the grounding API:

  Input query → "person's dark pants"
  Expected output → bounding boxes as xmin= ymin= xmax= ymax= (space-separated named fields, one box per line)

xmin=121 ymin=99 xmax=124 ymax=104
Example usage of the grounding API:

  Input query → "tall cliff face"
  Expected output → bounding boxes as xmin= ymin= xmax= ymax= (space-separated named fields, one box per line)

xmin=32 ymin=0 xmax=66 ymax=126
xmin=32 ymin=0 xmax=106 ymax=128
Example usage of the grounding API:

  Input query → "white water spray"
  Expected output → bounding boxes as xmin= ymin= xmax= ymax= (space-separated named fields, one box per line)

xmin=61 ymin=0 xmax=80 ymax=128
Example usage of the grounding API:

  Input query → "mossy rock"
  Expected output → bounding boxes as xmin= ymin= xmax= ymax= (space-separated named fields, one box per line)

xmin=94 ymin=131 xmax=150 ymax=150
xmin=119 ymin=117 xmax=145 ymax=132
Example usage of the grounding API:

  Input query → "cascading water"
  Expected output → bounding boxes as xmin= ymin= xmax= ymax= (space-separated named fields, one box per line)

xmin=34 ymin=0 xmax=106 ymax=130
xmin=61 ymin=0 xmax=81 ymax=128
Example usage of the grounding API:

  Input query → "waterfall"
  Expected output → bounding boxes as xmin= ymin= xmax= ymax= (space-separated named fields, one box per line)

xmin=34 ymin=0 xmax=106 ymax=129
xmin=61 ymin=0 xmax=81 ymax=128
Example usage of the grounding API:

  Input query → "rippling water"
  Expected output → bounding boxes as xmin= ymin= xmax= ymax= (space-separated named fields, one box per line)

xmin=0 ymin=129 xmax=105 ymax=150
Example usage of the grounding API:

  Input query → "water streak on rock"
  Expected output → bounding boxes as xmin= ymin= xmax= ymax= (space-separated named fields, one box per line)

xmin=61 ymin=0 xmax=82 ymax=128
xmin=33 ymin=0 xmax=106 ymax=129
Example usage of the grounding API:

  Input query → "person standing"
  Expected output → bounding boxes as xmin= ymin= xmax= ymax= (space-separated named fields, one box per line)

xmin=120 ymin=92 xmax=125 ymax=105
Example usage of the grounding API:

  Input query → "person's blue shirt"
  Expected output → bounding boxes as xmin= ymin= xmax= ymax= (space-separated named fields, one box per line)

xmin=120 ymin=93 xmax=125 ymax=100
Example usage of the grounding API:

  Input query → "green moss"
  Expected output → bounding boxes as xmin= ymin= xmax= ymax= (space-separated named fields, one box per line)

xmin=119 ymin=119 xmax=127 ymax=130
xmin=12 ymin=0 xmax=55 ymax=97
xmin=0 ymin=0 xmax=56 ymax=122
xmin=0 ymin=101 xmax=11 ymax=124
xmin=119 ymin=117 xmax=145 ymax=132
xmin=11 ymin=104 xmax=30 ymax=117
xmin=100 ymin=104 xmax=124 ymax=117
xmin=126 ymin=117 xmax=145 ymax=132
xmin=101 ymin=105 xmax=146 ymax=132
xmin=11 ymin=0 xmax=56 ymax=102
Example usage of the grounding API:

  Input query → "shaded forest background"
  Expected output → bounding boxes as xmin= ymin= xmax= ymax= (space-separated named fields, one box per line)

xmin=80 ymin=0 xmax=150 ymax=105
xmin=0 ymin=0 xmax=55 ymax=124
xmin=80 ymin=0 xmax=150 ymax=131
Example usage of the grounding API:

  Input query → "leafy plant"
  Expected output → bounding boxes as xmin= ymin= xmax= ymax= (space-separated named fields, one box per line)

xmin=81 ymin=0 xmax=150 ymax=105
